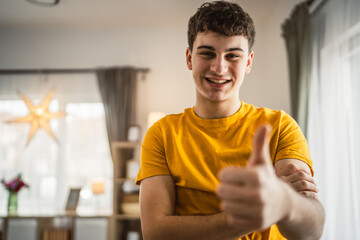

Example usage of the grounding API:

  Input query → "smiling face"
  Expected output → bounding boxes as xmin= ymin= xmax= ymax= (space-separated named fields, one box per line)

xmin=186 ymin=31 xmax=254 ymax=113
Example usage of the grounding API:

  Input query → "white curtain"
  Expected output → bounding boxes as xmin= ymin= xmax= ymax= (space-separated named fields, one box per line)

xmin=308 ymin=0 xmax=360 ymax=238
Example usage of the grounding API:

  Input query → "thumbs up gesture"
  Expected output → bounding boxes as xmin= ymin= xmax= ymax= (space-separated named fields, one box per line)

xmin=216 ymin=125 xmax=290 ymax=232
xmin=247 ymin=124 xmax=273 ymax=167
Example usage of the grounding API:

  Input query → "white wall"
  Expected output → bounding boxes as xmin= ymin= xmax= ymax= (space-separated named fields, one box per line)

xmin=0 ymin=0 xmax=302 ymax=129
xmin=0 ymin=25 xmax=194 ymax=133
xmin=241 ymin=0 xmax=303 ymax=112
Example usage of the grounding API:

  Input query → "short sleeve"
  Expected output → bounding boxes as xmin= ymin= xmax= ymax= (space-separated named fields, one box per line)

xmin=135 ymin=121 xmax=171 ymax=185
xmin=274 ymin=112 xmax=314 ymax=175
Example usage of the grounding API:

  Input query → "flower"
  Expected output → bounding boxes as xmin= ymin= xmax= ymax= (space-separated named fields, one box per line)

xmin=1 ymin=174 xmax=29 ymax=193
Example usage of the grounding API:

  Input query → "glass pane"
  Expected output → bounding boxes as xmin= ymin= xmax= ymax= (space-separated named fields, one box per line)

xmin=0 ymin=100 xmax=59 ymax=211
xmin=65 ymin=103 xmax=112 ymax=210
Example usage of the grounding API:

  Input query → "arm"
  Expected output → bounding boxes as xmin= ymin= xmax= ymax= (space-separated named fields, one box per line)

xmin=140 ymin=175 xmax=251 ymax=240
xmin=274 ymin=159 xmax=324 ymax=239
xmin=275 ymin=159 xmax=318 ymax=199
xmin=277 ymin=180 xmax=324 ymax=240
xmin=216 ymin=125 xmax=325 ymax=240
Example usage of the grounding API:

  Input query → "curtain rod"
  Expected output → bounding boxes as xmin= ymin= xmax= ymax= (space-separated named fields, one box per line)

xmin=0 ymin=67 xmax=149 ymax=75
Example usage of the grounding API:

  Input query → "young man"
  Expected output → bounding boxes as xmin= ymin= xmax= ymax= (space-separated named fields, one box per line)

xmin=136 ymin=1 xmax=325 ymax=239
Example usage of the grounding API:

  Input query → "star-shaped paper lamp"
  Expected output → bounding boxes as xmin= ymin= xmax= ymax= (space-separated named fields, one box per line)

xmin=5 ymin=89 xmax=66 ymax=146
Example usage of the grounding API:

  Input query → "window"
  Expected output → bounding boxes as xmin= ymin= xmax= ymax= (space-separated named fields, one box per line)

xmin=0 ymin=74 xmax=112 ymax=213
xmin=65 ymin=103 xmax=112 ymax=210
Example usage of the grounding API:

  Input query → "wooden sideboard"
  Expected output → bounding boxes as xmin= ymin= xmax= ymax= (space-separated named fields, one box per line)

xmin=0 ymin=210 xmax=111 ymax=240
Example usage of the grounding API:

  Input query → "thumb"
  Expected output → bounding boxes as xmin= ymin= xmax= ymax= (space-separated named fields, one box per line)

xmin=248 ymin=124 xmax=272 ymax=167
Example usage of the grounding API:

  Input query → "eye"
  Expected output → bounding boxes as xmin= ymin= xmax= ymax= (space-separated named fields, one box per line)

xmin=199 ymin=51 xmax=216 ymax=58
xmin=226 ymin=53 xmax=240 ymax=59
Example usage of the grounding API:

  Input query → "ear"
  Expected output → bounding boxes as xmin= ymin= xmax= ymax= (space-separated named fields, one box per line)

xmin=186 ymin=47 xmax=193 ymax=70
xmin=245 ymin=51 xmax=254 ymax=74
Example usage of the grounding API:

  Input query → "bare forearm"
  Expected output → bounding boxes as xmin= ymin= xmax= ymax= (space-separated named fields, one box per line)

xmin=143 ymin=212 xmax=248 ymax=240
xmin=278 ymin=183 xmax=325 ymax=240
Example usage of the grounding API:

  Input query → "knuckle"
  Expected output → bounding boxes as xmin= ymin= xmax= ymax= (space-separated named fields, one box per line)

xmin=251 ymin=170 xmax=263 ymax=186
xmin=297 ymin=171 xmax=307 ymax=179
xmin=302 ymin=191 xmax=318 ymax=199
xmin=302 ymin=191 xmax=310 ymax=197
xmin=300 ymin=180 xmax=309 ymax=189
xmin=287 ymin=163 xmax=298 ymax=172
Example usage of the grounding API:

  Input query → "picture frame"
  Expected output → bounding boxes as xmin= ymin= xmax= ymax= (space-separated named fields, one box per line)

xmin=127 ymin=125 xmax=141 ymax=142
xmin=65 ymin=188 xmax=81 ymax=211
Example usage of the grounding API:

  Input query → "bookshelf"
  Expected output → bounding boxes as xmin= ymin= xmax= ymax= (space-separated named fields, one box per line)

xmin=110 ymin=141 xmax=142 ymax=240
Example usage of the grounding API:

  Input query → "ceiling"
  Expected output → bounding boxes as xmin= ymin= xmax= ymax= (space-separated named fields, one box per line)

xmin=0 ymin=0 xmax=282 ymax=29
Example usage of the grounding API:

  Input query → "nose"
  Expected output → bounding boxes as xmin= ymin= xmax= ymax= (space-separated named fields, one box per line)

xmin=210 ymin=57 xmax=228 ymax=75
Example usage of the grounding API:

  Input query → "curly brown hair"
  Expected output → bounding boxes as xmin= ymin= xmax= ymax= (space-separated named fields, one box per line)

xmin=187 ymin=1 xmax=256 ymax=52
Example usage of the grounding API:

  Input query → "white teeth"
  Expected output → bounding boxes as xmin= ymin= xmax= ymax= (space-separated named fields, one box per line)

xmin=207 ymin=78 xmax=228 ymax=84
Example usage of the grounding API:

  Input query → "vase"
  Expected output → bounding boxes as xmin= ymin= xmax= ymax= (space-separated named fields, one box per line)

xmin=7 ymin=191 xmax=18 ymax=215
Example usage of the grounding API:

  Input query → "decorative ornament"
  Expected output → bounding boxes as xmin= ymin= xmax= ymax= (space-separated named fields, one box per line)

xmin=5 ymin=89 xmax=66 ymax=145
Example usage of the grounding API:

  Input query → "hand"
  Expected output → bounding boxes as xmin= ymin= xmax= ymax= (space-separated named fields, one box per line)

xmin=277 ymin=163 xmax=319 ymax=199
xmin=216 ymin=125 xmax=290 ymax=232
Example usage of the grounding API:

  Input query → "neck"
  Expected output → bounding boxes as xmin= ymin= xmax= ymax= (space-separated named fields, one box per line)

xmin=194 ymin=98 xmax=241 ymax=119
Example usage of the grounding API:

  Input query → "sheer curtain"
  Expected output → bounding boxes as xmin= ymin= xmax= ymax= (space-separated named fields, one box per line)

xmin=308 ymin=0 xmax=360 ymax=238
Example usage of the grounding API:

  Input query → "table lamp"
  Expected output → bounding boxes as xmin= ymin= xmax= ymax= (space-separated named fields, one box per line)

xmin=92 ymin=180 xmax=104 ymax=195
xmin=92 ymin=179 xmax=104 ymax=212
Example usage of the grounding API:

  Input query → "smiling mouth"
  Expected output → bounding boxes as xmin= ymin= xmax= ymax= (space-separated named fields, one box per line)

xmin=205 ymin=77 xmax=231 ymax=84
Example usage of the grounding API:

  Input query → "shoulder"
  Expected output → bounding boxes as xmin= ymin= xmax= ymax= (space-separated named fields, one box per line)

xmin=241 ymin=102 xmax=293 ymax=127
xmin=143 ymin=108 xmax=192 ymax=143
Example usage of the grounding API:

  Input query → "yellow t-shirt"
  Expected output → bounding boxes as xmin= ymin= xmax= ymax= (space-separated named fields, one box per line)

xmin=136 ymin=102 xmax=313 ymax=240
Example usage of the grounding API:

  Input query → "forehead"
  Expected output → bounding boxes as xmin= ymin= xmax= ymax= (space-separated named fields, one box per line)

xmin=194 ymin=31 xmax=249 ymax=52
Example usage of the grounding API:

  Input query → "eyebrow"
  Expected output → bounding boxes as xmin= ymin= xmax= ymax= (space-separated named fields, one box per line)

xmin=196 ymin=45 xmax=244 ymax=52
